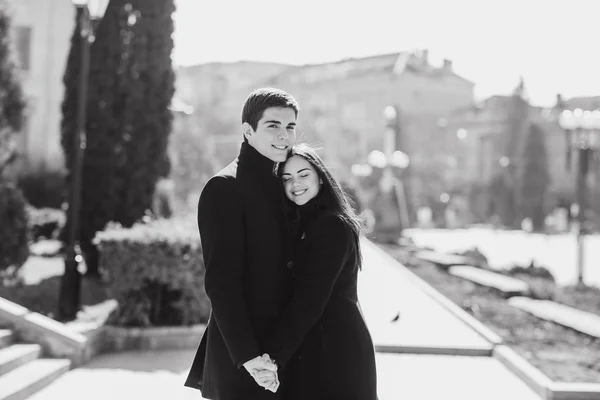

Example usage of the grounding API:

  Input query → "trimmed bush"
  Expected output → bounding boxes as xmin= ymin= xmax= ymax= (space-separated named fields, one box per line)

xmin=95 ymin=216 xmax=209 ymax=327
xmin=454 ymin=247 xmax=489 ymax=269
xmin=0 ymin=181 xmax=29 ymax=280
xmin=26 ymin=206 xmax=66 ymax=242
xmin=502 ymin=261 xmax=556 ymax=300
xmin=505 ymin=261 xmax=555 ymax=282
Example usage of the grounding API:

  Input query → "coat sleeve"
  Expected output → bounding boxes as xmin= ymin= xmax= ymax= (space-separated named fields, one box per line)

xmin=198 ymin=176 xmax=260 ymax=368
xmin=262 ymin=214 xmax=351 ymax=368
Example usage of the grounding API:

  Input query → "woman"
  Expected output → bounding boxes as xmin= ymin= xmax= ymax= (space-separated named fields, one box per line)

xmin=260 ymin=143 xmax=378 ymax=399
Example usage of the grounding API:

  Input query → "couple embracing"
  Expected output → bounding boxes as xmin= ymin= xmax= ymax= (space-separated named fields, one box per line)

xmin=184 ymin=88 xmax=378 ymax=400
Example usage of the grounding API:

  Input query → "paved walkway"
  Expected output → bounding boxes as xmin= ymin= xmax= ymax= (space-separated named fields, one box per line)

xmin=359 ymin=241 xmax=493 ymax=354
xmin=29 ymin=240 xmax=542 ymax=399
xmin=28 ymin=350 xmax=541 ymax=400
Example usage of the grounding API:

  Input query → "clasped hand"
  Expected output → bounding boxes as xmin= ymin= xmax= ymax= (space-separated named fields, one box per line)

xmin=243 ymin=354 xmax=280 ymax=392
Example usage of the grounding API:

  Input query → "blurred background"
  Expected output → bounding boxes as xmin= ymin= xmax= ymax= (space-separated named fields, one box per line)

xmin=0 ymin=0 xmax=598 ymax=307
xmin=0 ymin=0 xmax=600 ymax=397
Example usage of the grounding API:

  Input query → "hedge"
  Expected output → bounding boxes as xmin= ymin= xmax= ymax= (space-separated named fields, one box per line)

xmin=26 ymin=206 xmax=65 ymax=242
xmin=95 ymin=216 xmax=209 ymax=327
xmin=0 ymin=181 xmax=29 ymax=279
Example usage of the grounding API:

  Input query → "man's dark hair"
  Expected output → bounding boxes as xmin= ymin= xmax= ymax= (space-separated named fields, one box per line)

xmin=278 ymin=143 xmax=364 ymax=269
xmin=241 ymin=88 xmax=300 ymax=132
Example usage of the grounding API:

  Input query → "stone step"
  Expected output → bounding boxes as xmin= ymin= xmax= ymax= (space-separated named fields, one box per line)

xmin=449 ymin=266 xmax=530 ymax=297
xmin=0 ymin=344 xmax=42 ymax=377
xmin=0 ymin=330 xmax=13 ymax=350
xmin=414 ymin=250 xmax=472 ymax=268
xmin=509 ymin=296 xmax=600 ymax=339
xmin=0 ymin=359 xmax=71 ymax=400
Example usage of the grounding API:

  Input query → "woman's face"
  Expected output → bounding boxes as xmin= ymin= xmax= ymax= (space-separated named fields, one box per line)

xmin=281 ymin=155 xmax=321 ymax=205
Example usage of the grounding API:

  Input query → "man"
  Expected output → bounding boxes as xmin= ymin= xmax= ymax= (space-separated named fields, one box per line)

xmin=185 ymin=88 xmax=299 ymax=399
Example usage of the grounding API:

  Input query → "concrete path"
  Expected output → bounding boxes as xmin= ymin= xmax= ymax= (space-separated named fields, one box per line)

xmin=28 ymin=240 xmax=543 ymax=400
xmin=28 ymin=350 xmax=542 ymax=400
xmin=376 ymin=353 xmax=541 ymax=399
xmin=360 ymin=240 xmax=493 ymax=354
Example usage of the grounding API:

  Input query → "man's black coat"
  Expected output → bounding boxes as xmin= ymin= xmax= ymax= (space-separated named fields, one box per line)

xmin=184 ymin=142 xmax=295 ymax=400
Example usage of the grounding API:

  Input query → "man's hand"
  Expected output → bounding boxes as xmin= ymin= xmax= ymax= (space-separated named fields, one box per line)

xmin=243 ymin=354 xmax=280 ymax=392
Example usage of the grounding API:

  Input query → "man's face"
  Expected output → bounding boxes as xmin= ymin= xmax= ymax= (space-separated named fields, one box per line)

xmin=244 ymin=107 xmax=297 ymax=162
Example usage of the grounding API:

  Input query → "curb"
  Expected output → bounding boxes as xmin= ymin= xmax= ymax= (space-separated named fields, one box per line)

xmin=550 ymin=382 xmax=600 ymax=400
xmin=494 ymin=345 xmax=600 ymax=400
xmin=375 ymin=344 xmax=492 ymax=357
xmin=493 ymin=345 xmax=552 ymax=400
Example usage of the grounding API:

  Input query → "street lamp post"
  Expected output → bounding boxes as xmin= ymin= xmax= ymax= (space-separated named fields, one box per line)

xmin=58 ymin=0 xmax=109 ymax=321
xmin=381 ymin=106 xmax=398 ymax=193
xmin=352 ymin=106 xmax=410 ymax=242
xmin=558 ymin=108 xmax=600 ymax=286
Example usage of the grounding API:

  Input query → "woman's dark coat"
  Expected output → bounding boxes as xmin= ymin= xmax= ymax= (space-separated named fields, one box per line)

xmin=184 ymin=142 xmax=295 ymax=400
xmin=262 ymin=199 xmax=378 ymax=400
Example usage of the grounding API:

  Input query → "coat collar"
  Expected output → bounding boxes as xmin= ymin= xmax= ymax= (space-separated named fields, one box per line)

xmin=237 ymin=141 xmax=277 ymax=179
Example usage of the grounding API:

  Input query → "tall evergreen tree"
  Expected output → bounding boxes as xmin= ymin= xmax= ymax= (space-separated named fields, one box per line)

xmin=110 ymin=0 xmax=175 ymax=226
xmin=502 ymin=77 xmax=530 ymax=227
xmin=0 ymin=0 xmax=25 ymax=175
xmin=60 ymin=0 xmax=176 ymax=275
xmin=0 ymin=0 xmax=28 ymax=280
xmin=489 ymin=171 xmax=515 ymax=227
xmin=519 ymin=123 xmax=551 ymax=230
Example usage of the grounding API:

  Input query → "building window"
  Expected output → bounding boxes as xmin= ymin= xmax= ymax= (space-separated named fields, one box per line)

xmin=14 ymin=26 xmax=32 ymax=70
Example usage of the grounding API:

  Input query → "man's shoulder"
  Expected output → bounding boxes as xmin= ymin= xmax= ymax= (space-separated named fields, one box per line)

xmin=200 ymin=160 xmax=241 ymax=200
xmin=214 ymin=159 xmax=239 ymax=180
xmin=207 ymin=160 xmax=239 ymax=186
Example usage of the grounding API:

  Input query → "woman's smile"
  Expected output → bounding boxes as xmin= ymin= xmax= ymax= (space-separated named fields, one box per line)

xmin=292 ymin=188 xmax=307 ymax=196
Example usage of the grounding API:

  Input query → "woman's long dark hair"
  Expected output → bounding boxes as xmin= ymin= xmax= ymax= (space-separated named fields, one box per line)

xmin=278 ymin=143 xmax=364 ymax=269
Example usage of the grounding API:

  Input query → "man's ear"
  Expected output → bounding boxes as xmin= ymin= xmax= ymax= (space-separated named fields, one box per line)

xmin=242 ymin=122 xmax=253 ymax=141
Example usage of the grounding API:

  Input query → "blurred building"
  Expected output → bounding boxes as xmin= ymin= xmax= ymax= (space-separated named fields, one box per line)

xmin=556 ymin=94 xmax=600 ymax=111
xmin=175 ymin=50 xmax=475 ymax=211
xmin=444 ymin=94 xmax=600 ymax=214
xmin=6 ymin=0 xmax=75 ymax=171
xmin=175 ymin=61 xmax=291 ymax=164
xmin=175 ymin=61 xmax=290 ymax=110
xmin=265 ymin=50 xmax=475 ymax=181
